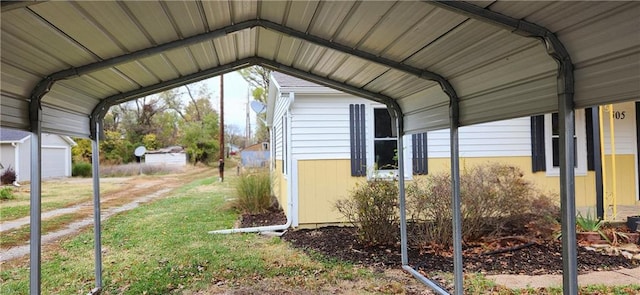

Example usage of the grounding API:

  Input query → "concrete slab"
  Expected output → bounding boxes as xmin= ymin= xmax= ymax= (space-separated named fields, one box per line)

xmin=487 ymin=267 xmax=640 ymax=289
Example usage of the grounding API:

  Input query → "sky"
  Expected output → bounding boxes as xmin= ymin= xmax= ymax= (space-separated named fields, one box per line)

xmin=199 ymin=71 xmax=255 ymax=133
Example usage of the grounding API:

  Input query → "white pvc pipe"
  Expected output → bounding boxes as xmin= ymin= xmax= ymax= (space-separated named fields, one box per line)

xmin=208 ymin=220 xmax=291 ymax=234
xmin=208 ymin=194 xmax=292 ymax=234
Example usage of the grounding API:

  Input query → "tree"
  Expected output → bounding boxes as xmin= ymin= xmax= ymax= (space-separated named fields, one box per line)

xmin=179 ymin=89 xmax=220 ymax=165
xmin=100 ymin=130 xmax=134 ymax=164
xmin=225 ymin=124 xmax=245 ymax=151
xmin=239 ymin=66 xmax=271 ymax=143
xmin=181 ymin=112 xmax=220 ymax=165
xmin=97 ymin=83 xmax=220 ymax=165
xmin=71 ymin=138 xmax=92 ymax=163
xmin=239 ymin=66 xmax=270 ymax=102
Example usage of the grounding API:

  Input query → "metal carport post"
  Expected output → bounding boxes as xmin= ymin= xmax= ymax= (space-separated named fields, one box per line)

xmin=431 ymin=2 xmax=578 ymax=294
xmin=90 ymin=122 xmax=103 ymax=294
xmin=29 ymin=89 xmax=43 ymax=295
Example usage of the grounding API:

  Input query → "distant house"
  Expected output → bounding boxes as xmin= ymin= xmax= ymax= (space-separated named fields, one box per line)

xmin=0 ymin=127 xmax=76 ymax=182
xmin=240 ymin=142 xmax=270 ymax=168
xmin=267 ymin=72 xmax=640 ymax=228
xmin=144 ymin=146 xmax=187 ymax=166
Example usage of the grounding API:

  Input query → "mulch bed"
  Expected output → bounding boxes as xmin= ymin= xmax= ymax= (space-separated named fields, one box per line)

xmin=282 ymin=226 xmax=639 ymax=276
xmin=238 ymin=210 xmax=639 ymax=276
xmin=240 ymin=210 xmax=287 ymax=228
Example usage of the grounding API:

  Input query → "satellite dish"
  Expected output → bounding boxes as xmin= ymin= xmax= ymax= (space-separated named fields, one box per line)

xmin=250 ymin=101 xmax=267 ymax=114
xmin=134 ymin=146 xmax=147 ymax=157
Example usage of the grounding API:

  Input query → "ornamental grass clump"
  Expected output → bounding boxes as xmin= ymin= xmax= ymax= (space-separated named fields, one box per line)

xmin=576 ymin=210 xmax=604 ymax=233
xmin=232 ymin=172 xmax=275 ymax=214
xmin=72 ymin=162 xmax=92 ymax=177
xmin=0 ymin=187 xmax=16 ymax=200
xmin=335 ymin=178 xmax=399 ymax=246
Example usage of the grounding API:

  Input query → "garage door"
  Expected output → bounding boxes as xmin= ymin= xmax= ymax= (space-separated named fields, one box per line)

xmin=42 ymin=147 xmax=67 ymax=179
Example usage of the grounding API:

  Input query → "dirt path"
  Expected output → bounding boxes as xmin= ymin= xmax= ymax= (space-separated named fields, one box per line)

xmin=0 ymin=167 xmax=212 ymax=262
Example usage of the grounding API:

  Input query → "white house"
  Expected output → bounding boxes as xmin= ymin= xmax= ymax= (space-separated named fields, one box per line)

xmin=0 ymin=127 xmax=76 ymax=182
xmin=144 ymin=146 xmax=187 ymax=166
xmin=267 ymin=72 xmax=639 ymax=228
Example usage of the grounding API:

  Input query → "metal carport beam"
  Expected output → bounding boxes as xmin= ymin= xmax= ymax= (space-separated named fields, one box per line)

xmin=256 ymin=57 xmax=403 ymax=118
xmin=258 ymin=57 xmax=463 ymax=295
xmin=31 ymin=17 xmax=458 ymax=110
xmin=431 ymin=1 xmax=577 ymax=294
xmin=33 ymin=17 xmax=461 ymax=138
xmin=256 ymin=20 xmax=458 ymax=99
xmin=26 ymin=13 xmax=463 ymax=294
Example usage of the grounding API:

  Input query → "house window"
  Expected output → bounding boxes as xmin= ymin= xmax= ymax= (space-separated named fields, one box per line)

xmin=542 ymin=109 xmax=587 ymax=175
xmin=349 ymin=104 xmax=425 ymax=177
xmin=374 ymin=108 xmax=397 ymax=170
xmin=550 ymin=113 xmax=577 ymax=167
xmin=531 ymin=109 xmax=595 ymax=173
xmin=270 ymin=127 xmax=276 ymax=171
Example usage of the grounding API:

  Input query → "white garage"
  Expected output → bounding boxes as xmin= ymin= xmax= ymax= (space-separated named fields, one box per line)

xmin=0 ymin=128 xmax=76 ymax=182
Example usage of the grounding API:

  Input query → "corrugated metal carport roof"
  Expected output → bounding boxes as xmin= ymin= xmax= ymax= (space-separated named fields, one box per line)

xmin=2 ymin=1 xmax=638 ymax=138
xmin=2 ymin=1 xmax=639 ymax=294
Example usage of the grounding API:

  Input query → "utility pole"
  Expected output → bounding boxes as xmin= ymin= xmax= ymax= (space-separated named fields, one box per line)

xmin=219 ymin=74 xmax=225 ymax=182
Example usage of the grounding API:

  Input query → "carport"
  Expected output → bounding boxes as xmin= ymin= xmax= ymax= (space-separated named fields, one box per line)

xmin=1 ymin=1 xmax=639 ymax=294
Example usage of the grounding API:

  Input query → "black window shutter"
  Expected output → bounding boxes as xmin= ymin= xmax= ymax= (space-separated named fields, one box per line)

xmin=585 ymin=108 xmax=595 ymax=171
xmin=281 ymin=114 xmax=286 ymax=174
xmin=349 ymin=104 xmax=366 ymax=176
xmin=412 ymin=132 xmax=428 ymax=175
xmin=530 ymin=115 xmax=546 ymax=172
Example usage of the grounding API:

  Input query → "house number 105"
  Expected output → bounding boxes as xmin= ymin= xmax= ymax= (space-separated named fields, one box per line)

xmin=612 ymin=111 xmax=626 ymax=120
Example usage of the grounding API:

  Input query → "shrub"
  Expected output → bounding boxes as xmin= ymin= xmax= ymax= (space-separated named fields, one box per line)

xmin=406 ymin=174 xmax=453 ymax=247
xmin=232 ymin=172 xmax=275 ymax=214
xmin=407 ymin=163 xmax=559 ymax=247
xmin=72 ymin=162 xmax=92 ymax=177
xmin=1 ymin=166 xmax=17 ymax=185
xmin=335 ymin=178 xmax=399 ymax=246
xmin=0 ymin=187 xmax=15 ymax=200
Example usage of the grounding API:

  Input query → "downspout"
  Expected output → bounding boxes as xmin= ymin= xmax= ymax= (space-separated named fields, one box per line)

xmin=209 ymin=94 xmax=296 ymax=234
xmin=11 ymin=142 xmax=19 ymax=182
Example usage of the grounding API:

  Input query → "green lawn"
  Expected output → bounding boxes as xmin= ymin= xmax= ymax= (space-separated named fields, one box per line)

xmin=0 ymin=175 xmax=377 ymax=294
xmin=0 ymin=180 xmax=121 ymax=222
xmin=1 ymin=172 xmax=638 ymax=294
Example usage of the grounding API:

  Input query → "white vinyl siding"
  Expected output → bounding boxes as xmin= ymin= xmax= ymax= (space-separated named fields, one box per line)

xmin=600 ymin=101 xmax=637 ymax=155
xmin=0 ymin=134 xmax=74 ymax=181
xmin=290 ymin=94 xmax=370 ymax=160
xmin=42 ymin=146 xmax=67 ymax=178
xmin=428 ymin=117 xmax=532 ymax=158
xmin=145 ymin=153 xmax=187 ymax=166
xmin=273 ymin=93 xmax=292 ymax=162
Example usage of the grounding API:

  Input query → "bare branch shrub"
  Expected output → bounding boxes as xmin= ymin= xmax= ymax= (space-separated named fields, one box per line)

xmin=1 ymin=166 xmax=17 ymax=185
xmin=335 ymin=179 xmax=399 ymax=246
xmin=408 ymin=163 xmax=560 ymax=248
